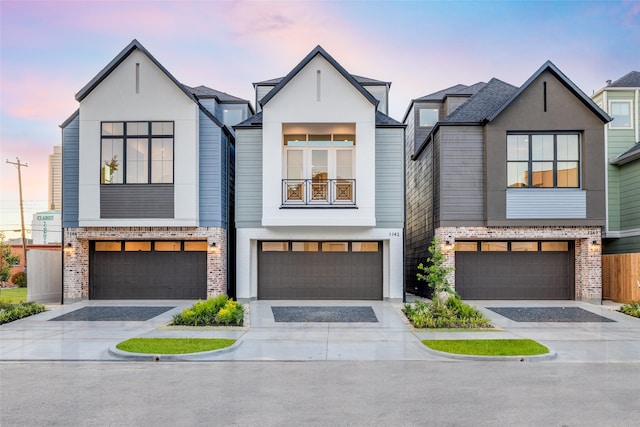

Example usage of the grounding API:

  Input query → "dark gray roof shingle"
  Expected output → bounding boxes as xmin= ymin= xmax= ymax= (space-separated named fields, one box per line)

xmin=442 ymin=78 xmax=518 ymax=123
xmin=608 ymin=71 xmax=640 ymax=88
xmin=254 ymin=74 xmax=388 ymax=87
xmin=184 ymin=85 xmax=249 ymax=103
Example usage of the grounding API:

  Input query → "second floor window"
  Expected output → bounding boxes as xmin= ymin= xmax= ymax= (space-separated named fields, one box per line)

xmin=419 ymin=108 xmax=438 ymax=127
xmin=507 ymin=133 xmax=580 ymax=188
xmin=609 ymin=101 xmax=632 ymax=128
xmin=101 ymin=121 xmax=174 ymax=184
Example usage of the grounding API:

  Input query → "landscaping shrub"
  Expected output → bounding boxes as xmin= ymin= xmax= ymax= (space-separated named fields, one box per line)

xmin=0 ymin=301 xmax=46 ymax=325
xmin=11 ymin=271 xmax=26 ymax=288
xmin=619 ymin=302 xmax=640 ymax=319
xmin=404 ymin=297 xmax=492 ymax=329
xmin=172 ymin=295 xmax=244 ymax=326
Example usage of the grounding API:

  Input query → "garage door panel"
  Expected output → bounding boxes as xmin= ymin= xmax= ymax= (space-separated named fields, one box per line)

xmin=456 ymin=245 xmax=573 ymax=300
xmin=90 ymin=244 xmax=206 ymax=300
xmin=258 ymin=242 xmax=382 ymax=300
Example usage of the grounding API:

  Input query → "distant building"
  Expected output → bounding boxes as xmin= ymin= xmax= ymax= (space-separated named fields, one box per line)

xmin=31 ymin=210 xmax=61 ymax=244
xmin=49 ymin=145 xmax=62 ymax=211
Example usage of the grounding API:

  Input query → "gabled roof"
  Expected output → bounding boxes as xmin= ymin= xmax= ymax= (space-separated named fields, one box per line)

xmin=75 ymin=39 xmax=196 ymax=103
xmin=402 ymin=82 xmax=487 ymax=122
xmin=253 ymin=74 xmax=389 ymax=88
xmin=442 ymin=79 xmax=518 ymax=123
xmin=59 ymin=109 xmax=79 ymax=128
xmin=487 ymin=60 xmax=610 ymax=123
xmin=233 ymin=110 xmax=404 ymax=129
xmin=611 ymin=143 xmax=640 ymax=166
xmin=608 ymin=71 xmax=640 ymax=88
xmin=259 ymin=45 xmax=379 ymax=108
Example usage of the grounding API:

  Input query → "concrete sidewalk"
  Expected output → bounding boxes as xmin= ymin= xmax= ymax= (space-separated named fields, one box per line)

xmin=1 ymin=299 xmax=639 ymax=363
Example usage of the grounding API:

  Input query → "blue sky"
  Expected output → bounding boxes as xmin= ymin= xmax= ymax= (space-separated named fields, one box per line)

xmin=1 ymin=0 xmax=638 ymax=238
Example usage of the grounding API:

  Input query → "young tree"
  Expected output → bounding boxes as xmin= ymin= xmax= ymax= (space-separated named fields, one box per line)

xmin=0 ymin=233 xmax=20 ymax=285
xmin=416 ymin=236 xmax=456 ymax=304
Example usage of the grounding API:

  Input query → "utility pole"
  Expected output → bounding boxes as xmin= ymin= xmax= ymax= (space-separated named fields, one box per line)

xmin=6 ymin=157 xmax=28 ymax=278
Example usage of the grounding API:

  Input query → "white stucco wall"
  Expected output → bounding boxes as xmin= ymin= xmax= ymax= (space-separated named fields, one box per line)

xmin=78 ymin=49 xmax=199 ymax=226
xmin=261 ymin=55 xmax=377 ymax=227
xmin=236 ymin=227 xmax=404 ymax=301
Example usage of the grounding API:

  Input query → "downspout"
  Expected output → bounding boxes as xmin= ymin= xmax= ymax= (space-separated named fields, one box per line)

xmin=59 ymin=124 xmax=65 ymax=305
xmin=635 ymin=89 xmax=640 ymax=144
xmin=402 ymin=127 xmax=407 ymax=303
xmin=603 ymin=90 xmax=609 ymax=236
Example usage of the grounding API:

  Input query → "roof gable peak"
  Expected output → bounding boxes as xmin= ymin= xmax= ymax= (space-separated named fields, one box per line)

xmin=259 ymin=45 xmax=378 ymax=108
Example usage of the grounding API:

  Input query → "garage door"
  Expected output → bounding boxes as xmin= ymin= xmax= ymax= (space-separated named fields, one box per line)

xmin=258 ymin=241 xmax=382 ymax=300
xmin=90 ymin=241 xmax=207 ymax=299
xmin=455 ymin=241 xmax=574 ymax=300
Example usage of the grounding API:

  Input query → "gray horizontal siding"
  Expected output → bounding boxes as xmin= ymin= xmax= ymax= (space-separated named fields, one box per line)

xmin=100 ymin=184 xmax=174 ymax=218
xmin=375 ymin=128 xmax=404 ymax=227
xmin=199 ymin=111 xmax=224 ymax=227
xmin=62 ymin=114 xmax=79 ymax=227
xmin=439 ymin=126 xmax=484 ymax=222
xmin=235 ymin=129 xmax=263 ymax=227
xmin=506 ymin=189 xmax=586 ymax=219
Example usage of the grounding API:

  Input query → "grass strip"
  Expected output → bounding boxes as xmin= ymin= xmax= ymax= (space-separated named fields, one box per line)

xmin=422 ymin=339 xmax=549 ymax=356
xmin=0 ymin=287 xmax=27 ymax=304
xmin=116 ymin=338 xmax=236 ymax=355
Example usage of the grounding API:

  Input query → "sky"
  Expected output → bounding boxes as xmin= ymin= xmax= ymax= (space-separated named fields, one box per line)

xmin=1 ymin=0 xmax=639 ymax=240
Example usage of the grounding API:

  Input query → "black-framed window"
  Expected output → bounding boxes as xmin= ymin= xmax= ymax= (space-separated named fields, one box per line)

xmin=507 ymin=133 xmax=580 ymax=188
xmin=101 ymin=121 xmax=174 ymax=184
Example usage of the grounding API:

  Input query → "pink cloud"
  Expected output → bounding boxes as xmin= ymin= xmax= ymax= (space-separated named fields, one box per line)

xmin=1 ymin=73 xmax=77 ymax=122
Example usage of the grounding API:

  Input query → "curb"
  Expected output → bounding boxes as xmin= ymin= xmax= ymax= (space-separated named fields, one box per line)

xmin=108 ymin=339 xmax=243 ymax=361
xmin=421 ymin=345 xmax=557 ymax=362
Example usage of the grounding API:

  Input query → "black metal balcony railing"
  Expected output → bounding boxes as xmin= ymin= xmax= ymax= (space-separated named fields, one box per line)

xmin=282 ymin=179 xmax=356 ymax=206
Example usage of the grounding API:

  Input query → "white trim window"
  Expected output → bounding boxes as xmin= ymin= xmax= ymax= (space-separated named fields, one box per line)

xmin=282 ymin=130 xmax=355 ymax=206
xmin=418 ymin=108 xmax=438 ymax=127
xmin=609 ymin=100 xmax=633 ymax=129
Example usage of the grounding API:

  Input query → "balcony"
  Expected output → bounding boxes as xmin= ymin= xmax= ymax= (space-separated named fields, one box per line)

xmin=282 ymin=179 xmax=356 ymax=207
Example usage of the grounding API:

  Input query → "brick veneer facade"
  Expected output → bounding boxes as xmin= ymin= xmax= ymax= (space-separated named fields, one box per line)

xmin=435 ymin=226 xmax=602 ymax=303
xmin=63 ymin=227 xmax=227 ymax=301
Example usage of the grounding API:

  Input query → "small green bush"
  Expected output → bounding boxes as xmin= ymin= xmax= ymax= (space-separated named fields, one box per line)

xmin=0 ymin=301 xmax=46 ymax=325
xmin=172 ymin=295 xmax=244 ymax=326
xmin=404 ymin=297 xmax=492 ymax=329
xmin=11 ymin=271 xmax=26 ymax=288
xmin=619 ymin=302 xmax=640 ymax=319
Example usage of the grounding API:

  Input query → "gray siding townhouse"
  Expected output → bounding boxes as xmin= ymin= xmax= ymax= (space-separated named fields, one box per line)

xmin=405 ymin=61 xmax=610 ymax=303
xmin=61 ymin=39 xmax=252 ymax=301
xmin=234 ymin=46 xmax=406 ymax=301
xmin=591 ymin=71 xmax=640 ymax=254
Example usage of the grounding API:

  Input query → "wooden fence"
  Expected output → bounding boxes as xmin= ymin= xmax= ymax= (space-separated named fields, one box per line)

xmin=602 ymin=253 xmax=640 ymax=303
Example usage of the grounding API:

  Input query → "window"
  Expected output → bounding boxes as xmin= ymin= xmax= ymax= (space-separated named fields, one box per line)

xmin=481 ymin=242 xmax=508 ymax=251
xmin=609 ymin=101 xmax=632 ymax=128
xmin=101 ymin=121 xmax=173 ymax=184
xmin=511 ymin=242 xmax=538 ymax=252
xmin=419 ymin=108 xmax=438 ymax=127
xmin=125 ymin=241 xmax=151 ymax=251
xmin=155 ymin=241 xmax=181 ymax=251
xmin=95 ymin=241 xmax=122 ymax=251
xmin=507 ymin=133 xmax=580 ymax=188
xmin=262 ymin=242 xmax=289 ymax=252
xmin=322 ymin=242 xmax=348 ymax=252
xmin=292 ymin=242 xmax=319 ymax=252
xmin=283 ymin=126 xmax=356 ymax=205
xmin=352 ymin=242 xmax=378 ymax=252
xmin=222 ymin=108 xmax=244 ymax=127
xmin=184 ymin=241 xmax=208 ymax=252
xmin=455 ymin=242 xmax=478 ymax=252
xmin=541 ymin=241 xmax=569 ymax=251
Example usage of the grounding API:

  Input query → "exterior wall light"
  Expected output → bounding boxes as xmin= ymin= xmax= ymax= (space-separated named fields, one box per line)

xmin=589 ymin=240 xmax=601 ymax=252
xmin=208 ymin=242 xmax=218 ymax=253
xmin=64 ymin=242 xmax=74 ymax=255
xmin=444 ymin=239 xmax=455 ymax=252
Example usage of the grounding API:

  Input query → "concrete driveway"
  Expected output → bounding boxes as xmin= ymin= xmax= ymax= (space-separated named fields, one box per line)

xmin=1 ymin=299 xmax=639 ymax=363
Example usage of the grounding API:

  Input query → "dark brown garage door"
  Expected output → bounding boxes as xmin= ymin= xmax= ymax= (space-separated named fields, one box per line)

xmin=258 ymin=241 xmax=382 ymax=300
xmin=90 ymin=241 xmax=207 ymax=299
xmin=455 ymin=241 xmax=574 ymax=300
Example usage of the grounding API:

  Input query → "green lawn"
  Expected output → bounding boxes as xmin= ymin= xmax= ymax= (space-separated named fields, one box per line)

xmin=0 ymin=287 xmax=27 ymax=304
xmin=422 ymin=339 xmax=549 ymax=356
xmin=116 ymin=338 xmax=236 ymax=354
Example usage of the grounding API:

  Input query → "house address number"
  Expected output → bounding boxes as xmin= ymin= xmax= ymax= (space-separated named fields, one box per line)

xmin=388 ymin=232 xmax=400 ymax=237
